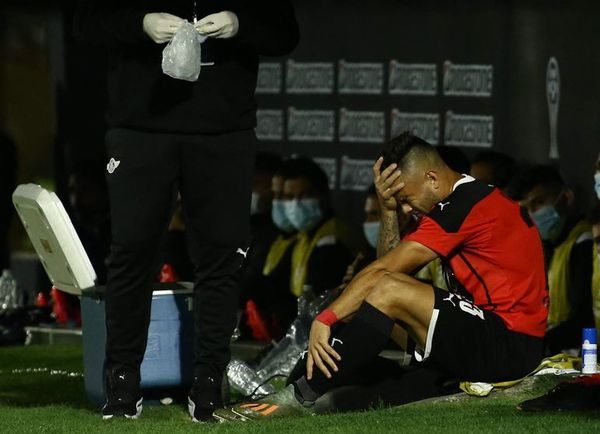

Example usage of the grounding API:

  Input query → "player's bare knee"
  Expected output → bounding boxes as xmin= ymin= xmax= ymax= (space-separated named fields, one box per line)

xmin=367 ymin=273 xmax=410 ymax=311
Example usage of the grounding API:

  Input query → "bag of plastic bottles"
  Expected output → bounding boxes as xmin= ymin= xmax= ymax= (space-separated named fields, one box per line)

xmin=227 ymin=287 xmax=341 ymax=397
xmin=161 ymin=21 xmax=202 ymax=82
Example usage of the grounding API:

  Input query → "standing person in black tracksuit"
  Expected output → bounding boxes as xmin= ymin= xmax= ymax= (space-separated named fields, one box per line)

xmin=74 ymin=0 xmax=298 ymax=422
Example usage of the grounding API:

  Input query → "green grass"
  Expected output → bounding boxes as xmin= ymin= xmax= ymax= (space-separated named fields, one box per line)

xmin=0 ymin=344 xmax=599 ymax=433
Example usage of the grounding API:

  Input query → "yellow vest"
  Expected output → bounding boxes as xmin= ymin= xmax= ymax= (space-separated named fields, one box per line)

xmin=547 ymin=220 xmax=592 ymax=326
xmin=591 ymin=242 xmax=600 ymax=333
xmin=290 ymin=217 xmax=358 ymax=297
xmin=262 ymin=234 xmax=298 ymax=276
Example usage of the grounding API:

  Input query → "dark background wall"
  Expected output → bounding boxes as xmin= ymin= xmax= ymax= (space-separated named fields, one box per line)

xmin=2 ymin=0 xmax=600 ymax=238
xmin=255 ymin=0 xmax=600 ymax=225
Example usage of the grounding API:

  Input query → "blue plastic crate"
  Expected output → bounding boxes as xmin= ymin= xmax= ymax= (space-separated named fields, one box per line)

xmin=81 ymin=283 xmax=194 ymax=406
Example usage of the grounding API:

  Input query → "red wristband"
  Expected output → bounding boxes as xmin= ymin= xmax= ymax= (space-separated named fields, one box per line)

xmin=316 ymin=309 xmax=338 ymax=326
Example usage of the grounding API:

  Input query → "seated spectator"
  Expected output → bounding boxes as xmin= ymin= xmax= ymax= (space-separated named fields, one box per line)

xmin=241 ymin=159 xmax=300 ymax=341
xmin=239 ymin=153 xmax=283 ymax=301
xmin=519 ymin=165 xmax=594 ymax=353
xmin=244 ymin=157 xmax=360 ymax=340
xmin=262 ymin=162 xmax=298 ymax=277
xmin=470 ymin=150 xmax=516 ymax=191
xmin=282 ymin=157 xmax=358 ymax=299
xmin=342 ymin=187 xmax=383 ymax=285
xmin=362 ymin=186 xmax=381 ymax=256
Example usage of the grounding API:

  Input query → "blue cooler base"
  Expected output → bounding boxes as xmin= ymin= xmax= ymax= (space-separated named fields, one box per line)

xmin=81 ymin=283 xmax=194 ymax=406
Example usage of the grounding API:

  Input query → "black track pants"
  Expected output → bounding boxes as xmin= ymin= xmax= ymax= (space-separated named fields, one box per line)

xmin=104 ymin=127 xmax=256 ymax=380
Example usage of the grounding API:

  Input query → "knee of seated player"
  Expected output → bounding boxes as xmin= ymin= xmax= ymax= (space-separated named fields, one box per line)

xmin=366 ymin=273 xmax=418 ymax=317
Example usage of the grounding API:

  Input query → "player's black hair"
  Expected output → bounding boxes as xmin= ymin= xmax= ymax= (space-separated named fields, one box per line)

xmin=380 ymin=131 xmax=439 ymax=172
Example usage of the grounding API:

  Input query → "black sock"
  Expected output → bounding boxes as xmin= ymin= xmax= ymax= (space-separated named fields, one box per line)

xmin=294 ymin=302 xmax=394 ymax=400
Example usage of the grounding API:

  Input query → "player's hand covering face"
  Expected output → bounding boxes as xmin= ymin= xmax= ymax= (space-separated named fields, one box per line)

xmin=373 ymin=157 xmax=405 ymax=213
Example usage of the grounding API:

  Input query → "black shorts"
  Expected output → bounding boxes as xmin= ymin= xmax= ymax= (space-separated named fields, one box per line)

xmin=414 ymin=287 xmax=544 ymax=383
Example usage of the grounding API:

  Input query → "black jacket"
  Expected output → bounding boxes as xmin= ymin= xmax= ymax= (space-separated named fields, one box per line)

xmin=74 ymin=0 xmax=298 ymax=133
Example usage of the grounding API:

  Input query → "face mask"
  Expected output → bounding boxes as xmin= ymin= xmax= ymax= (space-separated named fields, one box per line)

xmin=271 ymin=199 xmax=295 ymax=233
xmin=284 ymin=199 xmax=323 ymax=232
xmin=250 ymin=192 xmax=260 ymax=215
xmin=531 ymin=205 xmax=565 ymax=241
xmin=363 ymin=221 xmax=380 ymax=249
xmin=594 ymin=173 xmax=600 ymax=200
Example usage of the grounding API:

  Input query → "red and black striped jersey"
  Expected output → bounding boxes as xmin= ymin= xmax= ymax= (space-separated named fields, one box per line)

xmin=404 ymin=178 xmax=548 ymax=338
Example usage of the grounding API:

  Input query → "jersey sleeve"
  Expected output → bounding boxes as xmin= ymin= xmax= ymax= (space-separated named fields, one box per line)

xmin=404 ymin=181 xmax=494 ymax=257
xmin=403 ymin=216 xmax=470 ymax=257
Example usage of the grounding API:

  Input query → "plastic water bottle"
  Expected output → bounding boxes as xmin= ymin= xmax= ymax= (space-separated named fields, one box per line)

xmin=581 ymin=328 xmax=597 ymax=374
xmin=226 ymin=359 xmax=275 ymax=398
xmin=297 ymin=284 xmax=315 ymax=316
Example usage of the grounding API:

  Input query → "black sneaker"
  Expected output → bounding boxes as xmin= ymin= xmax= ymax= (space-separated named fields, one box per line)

xmin=188 ymin=375 xmax=223 ymax=423
xmin=102 ymin=368 xmax=143 ymax=420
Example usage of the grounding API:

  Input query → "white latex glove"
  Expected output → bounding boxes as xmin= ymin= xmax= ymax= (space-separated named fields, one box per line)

xmin=143 ymin=12 xmax=185 ymax=44
xmin=195 ymin=11 xmax=239 ymax=39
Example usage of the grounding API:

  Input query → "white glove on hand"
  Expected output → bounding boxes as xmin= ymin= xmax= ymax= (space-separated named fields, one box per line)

xmin=143 ymin=13 xmax=185 ymax=44
xmin=195 ymin=11 xmax=239 ymax=39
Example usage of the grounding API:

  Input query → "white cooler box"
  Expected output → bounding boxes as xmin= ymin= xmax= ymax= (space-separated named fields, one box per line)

xmin=12 ymin=184 xmax=195 ymax=406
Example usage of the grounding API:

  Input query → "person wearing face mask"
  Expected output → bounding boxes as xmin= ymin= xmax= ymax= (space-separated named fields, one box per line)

xmin=281 ymin=158 xmax=358 ymax=300
xmin=519 ymin=165 xmax=594 ymax=354
xmin=262 ymin=164 xmax=299 ymax=279
xmin=239 ymin=156 xmax=301 ymax=341
xmin=337 ymin=188 xmax=383 ymax=286
xmin=239 ymin=153 xmax=282 ymax=302
xmin=362 ymin=187 xmax=382 ymax=254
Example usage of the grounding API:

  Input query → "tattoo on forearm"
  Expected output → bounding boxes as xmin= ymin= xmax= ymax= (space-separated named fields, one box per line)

xmin=377 ymin=211 xmax=400 ymax=257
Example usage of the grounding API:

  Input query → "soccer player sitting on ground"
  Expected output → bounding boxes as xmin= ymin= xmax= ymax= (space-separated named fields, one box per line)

xmin=216 ymin=132 xmax=549 ymax=420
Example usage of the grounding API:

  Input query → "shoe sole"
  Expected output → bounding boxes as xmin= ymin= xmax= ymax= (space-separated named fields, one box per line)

xmin=212 ymin=412 xmax=233 ymax=423
xmin=102 ymin=397 xmax=143 ymax=420
xmin=230 ymin=407 xmax=254 ymax=421
xmin=213 ymin=408 xmax=250 ymax=422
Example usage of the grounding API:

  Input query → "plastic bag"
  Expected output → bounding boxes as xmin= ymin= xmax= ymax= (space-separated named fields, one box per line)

xmin=161 ymin=21 xmax=202 ymax=82
xmin=227 ymin=288 xmax=341 ymax=397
